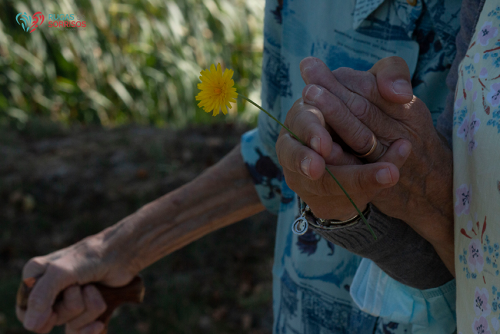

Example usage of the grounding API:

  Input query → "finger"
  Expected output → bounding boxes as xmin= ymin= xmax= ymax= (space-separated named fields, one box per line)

xmin=302 ymin=83 xmax=393 ymax=158
xmin=282 ymin=99 xmax=335 ymax=159
xmin=276 ymin=131 xmax=326 ymax=180
xmin=277 ymin=126 xmax=361 ymax=181
xmin=376 ymin=139 xmax=412 ymax=168
xmin=67 ymin=285 xmax=106 ymax=330
xmin=36 ymin=311 xmax=58 ymax=334
xmin=368 ymin=56 xmax=413 ymax=104
xmin=23 ymin=259 xmax=74 ymax=331
xmin=54 ymin=285 xmax=85 ymax=325
xmin=305 ymin=162 xmax=400 ymax=198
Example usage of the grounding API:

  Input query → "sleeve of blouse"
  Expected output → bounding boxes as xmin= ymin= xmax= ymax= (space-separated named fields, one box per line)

xmin=240 ymin=128 xmax=283 ymax=215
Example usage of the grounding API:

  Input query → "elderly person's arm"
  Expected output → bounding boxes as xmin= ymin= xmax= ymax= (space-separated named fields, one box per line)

xmin=15 ymin=145 xmax=265 ymax=334
xmin=276 ymin=57 xmax=455 ymax=285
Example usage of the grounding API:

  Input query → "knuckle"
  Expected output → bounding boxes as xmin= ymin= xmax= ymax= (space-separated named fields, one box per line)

xmin=351 ymin=125 xmax=373 ymax=153
xmin=46 ymin=262 xmax=73 ymax=282
xmin=23 ymin=257 xmax=47 ymax=278
xmin=322 ymin=97 xmax=346 ymax=125
xmin=346 ymin=93 xmax=372 ymax=122
xmin=333 ymin=67 xmax=352 ymax=77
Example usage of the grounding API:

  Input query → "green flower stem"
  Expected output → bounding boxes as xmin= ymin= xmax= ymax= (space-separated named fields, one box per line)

xmin=240 ymin=94 xmax=377 ymax=240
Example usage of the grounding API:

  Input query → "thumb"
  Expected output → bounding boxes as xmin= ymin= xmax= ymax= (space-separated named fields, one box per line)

xmin=368 ymin=56 xmax=413 ymax=104
xmin=319 ymin=162 xmax=401 ymax=196
xmin=21 ymin=258 xmax=74 ymax=331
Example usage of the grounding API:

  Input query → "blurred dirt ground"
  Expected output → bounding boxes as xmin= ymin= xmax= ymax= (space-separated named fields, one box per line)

xmin=0 ymin=119 xmax=275 ymax=334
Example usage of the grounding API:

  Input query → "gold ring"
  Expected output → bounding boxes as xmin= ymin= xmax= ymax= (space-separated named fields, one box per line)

xmin=353 ymin=133 xmax=378 ymax=158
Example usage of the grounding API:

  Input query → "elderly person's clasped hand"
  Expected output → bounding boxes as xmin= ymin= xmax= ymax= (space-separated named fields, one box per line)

xmin=276 ymin=57 xmax=454 ymax=272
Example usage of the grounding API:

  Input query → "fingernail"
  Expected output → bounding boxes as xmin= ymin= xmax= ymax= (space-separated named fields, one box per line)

xmin=376 ymin=168 xmax=392 ymax=184
xmin=310 ymin=137 xmax=321 ymax=153
xmin=299 ymin=57 xmax=317 ymax=74
xmin=398 ymin=142 xmax=411 ymax=157
xmin=301 ymin=65 xmax=312 ymax=75
xmin=300 ymin=157 xmax=311 ymax=177
xmin=304 ymin=85 xmax=323 ymax=104
xmin=392 ymin=79 xmax=413 ymax=96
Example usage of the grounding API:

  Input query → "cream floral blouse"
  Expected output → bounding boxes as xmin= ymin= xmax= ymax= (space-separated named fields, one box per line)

xmin=454 ymin=1 xmax=500 ymax=333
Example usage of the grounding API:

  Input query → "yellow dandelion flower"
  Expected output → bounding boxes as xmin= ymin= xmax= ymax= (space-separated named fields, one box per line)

xmin=195 ymin=63 xmax=238 ymax=116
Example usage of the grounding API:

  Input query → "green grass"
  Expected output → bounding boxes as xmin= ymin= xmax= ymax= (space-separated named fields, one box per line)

xmin=0 ymin=0 xmax=264 ymax=128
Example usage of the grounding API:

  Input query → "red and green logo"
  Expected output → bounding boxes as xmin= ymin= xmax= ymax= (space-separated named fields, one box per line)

xmin=16 ymin=12 xmax=45 ymax=33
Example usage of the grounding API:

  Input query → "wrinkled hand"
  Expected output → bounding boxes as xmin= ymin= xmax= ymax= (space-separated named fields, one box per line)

xmin=16 ymin=234 xmax=137 ymax=334
xmin=276 ymin=56 xmax=453 ymax=248
xmin=276 ymin=57 xmax=414 ymax=221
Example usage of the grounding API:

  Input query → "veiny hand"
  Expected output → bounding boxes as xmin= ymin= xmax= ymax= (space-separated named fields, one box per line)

xmin=276 ymin=57 xmax=415 ymax=222
xmin=277 ymin=56 xmax=453 ymax=251
xmin=16 ymin=232 xmax=137 ymax=334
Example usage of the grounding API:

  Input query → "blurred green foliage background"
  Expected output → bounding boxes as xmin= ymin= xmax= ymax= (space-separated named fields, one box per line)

xmin=0 ymin=0 xmax=264 ymax=128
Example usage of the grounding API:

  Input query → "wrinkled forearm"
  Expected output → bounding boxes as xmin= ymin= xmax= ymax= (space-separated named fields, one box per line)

xmin=97 ymin=144 xmax=265 ymax=275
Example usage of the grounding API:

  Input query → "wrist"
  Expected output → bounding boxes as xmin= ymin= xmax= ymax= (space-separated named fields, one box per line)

xmin=308 ymin=202 xmax=368 ymax=221
xmin=97 ymin=213 xmax=152 ymax=278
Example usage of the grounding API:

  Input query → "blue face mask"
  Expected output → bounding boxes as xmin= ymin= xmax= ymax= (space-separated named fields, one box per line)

xmin=350 ymin=259 xmax=457 ymax=333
